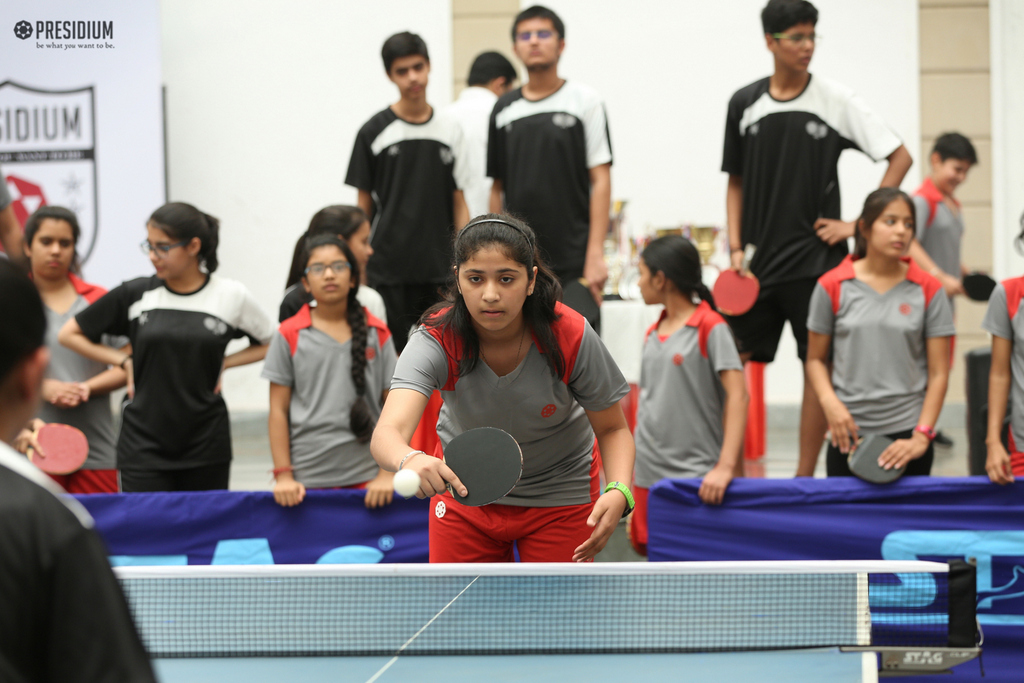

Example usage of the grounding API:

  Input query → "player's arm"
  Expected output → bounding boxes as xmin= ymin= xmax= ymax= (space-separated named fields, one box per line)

xmin=699 ymin=368 xmax=748 ymax=505
xmin=0 ymin=204 xmax=27 ymax=271
xmin=489 ymin=179 xmax=503 ymax=214
xmin=356 ymin=189 xmax=374 ymax=221
xmin=726 ymin=174 xmax=744 ymax=271
xmin=268 ymin=382 xmax=305 ymax=506
xmin=806 ymin=330 xmax=858 ymax=454
xmin=879 ymin=144 xmax=912 ymax=188
xmin=224 ymin=342 xmax=268 ymax=369
xmin=371 ymin=387 xmax=466 ymax=497
xmin=453 ymin=189 xmax=469 ymax=230
xmin=986 ymin=335 xmax=1015 ymax=484
xmin=878 ymin=335 xmax=949 ymax=471
xmin=59 ymin=317 xmax=128 ymax=367
xmin=907 ymin=240 xmax=964 ymax=297
xmin=584 ymin=163 xmax=611 ymax=302
xmin=574 ymin=402 xmax=634 ymax=562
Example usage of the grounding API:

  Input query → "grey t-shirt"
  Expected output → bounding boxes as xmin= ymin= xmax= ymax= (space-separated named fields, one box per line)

xmin=391 ymin=304 xmax=629 ymax=507
xmin=262 ymin=305 xmax=396 ymax=488
xmin=807 ymin=256 xmax=955 ymax=434
xmin=982 ymin=279 xmax=1024 ymax=449
xmin=634 ymin=303 xmax=744 ymax=488
xmin=38 ymin=288 xmax=127 ymax=470
xmin=0 ymin=171 xmax=10 ymax=209
xmin=912 ymin=180 xmax=963 ymax=298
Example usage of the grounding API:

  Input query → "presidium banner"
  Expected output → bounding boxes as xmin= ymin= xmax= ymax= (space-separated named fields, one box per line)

xmin=0 ymin=1 xmax=163 ymax=288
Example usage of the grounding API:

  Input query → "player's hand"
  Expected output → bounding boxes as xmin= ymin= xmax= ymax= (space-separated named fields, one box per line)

xmin=14 ymin=419 xmax=46 ymax=457
xmin=406 ymin=452 xmax=468 ymax=499
xmin=986 ymin=441 xmax=1015 ymax=485
xmin=124 ymin=358 xmax=135 ymax=398
xmin=214 ymin=362 xmax=225 ymax=394
xmin=698 ymin=463 xmax=734 ymax=505
xmin=822 ymin=397 xmax=859 ymax=453
xmin=364 ymin=469 xmax=395 ymax=509
xmin=878 ymin=432 xmax=930 ymax=471
xmin=273 ymin=474 xmax=306 ymax=507
xmin=729 ymin=249 xmax=744 ymax=272
xmin=74 ymin=382 xmax=91 ymax=403
xmin=939 ymin=273 xmax=965 ymax=298
xmin=584 ymin=252 xmax=608 ymax=304
xmin=573 ymin=490 xmax=627 ymax=562
xmin=814 ymin=218 xmax=855 ymax=246
xmin=44 ymin=380 xmax=82 ymax=408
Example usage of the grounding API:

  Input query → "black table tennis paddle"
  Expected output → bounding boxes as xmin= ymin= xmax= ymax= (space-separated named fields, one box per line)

xmin=848 ymin=434 xmax=903 ymax=484
xmin=443 ymin=427 xmax=523 ymax=506
xmin=962 ymin=272 xmax=996 ymax=302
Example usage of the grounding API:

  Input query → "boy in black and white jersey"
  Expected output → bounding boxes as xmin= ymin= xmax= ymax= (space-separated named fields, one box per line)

xmin=721 ymin=0 xmax=913 ymax=476
xmin=488 ymin=5 xmax=612 ymax=309
xmin=346 ymin=32 xmax=471 ymax=353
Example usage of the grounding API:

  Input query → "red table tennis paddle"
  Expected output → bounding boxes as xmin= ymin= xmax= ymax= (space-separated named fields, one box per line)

xmin=443 ymin=427 xmax=523 ymax=506
xmin=962 ymin=272 xmax=996 ymax=302
xmin=28 ymin=423 xmax=88 ymax=475
xmin=714 ymin=244 xmax=759 ymax=316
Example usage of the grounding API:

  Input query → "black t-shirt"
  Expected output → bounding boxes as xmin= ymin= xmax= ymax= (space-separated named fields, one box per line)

xmin=721 ymin=74 xmax=902 ymax=287
xmin=75 ymin=274 xmax=273 ymax=471
xmin=345 ymin=107 xmax=469 ymax=286
xmin=0 ymin=446 xmax=156 ymax=683
xmin=487 ymin=81 xmax=612 ymax=278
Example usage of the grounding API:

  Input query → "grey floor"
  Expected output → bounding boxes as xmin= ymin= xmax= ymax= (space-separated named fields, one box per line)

xmin=227 ymin=410 xmax=971 ymax=563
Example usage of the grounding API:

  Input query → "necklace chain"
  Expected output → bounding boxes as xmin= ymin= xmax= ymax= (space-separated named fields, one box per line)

xmin=480 ymin=324 xmax=528 ymax=371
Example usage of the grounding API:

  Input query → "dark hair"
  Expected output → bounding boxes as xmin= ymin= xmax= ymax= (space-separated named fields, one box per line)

xmin=302 ymin=235 xmax=375 ymax=442
xmin=761 ymin=0 xmax=818 ymax=34
xmin=641 ymin=235 xmax=717 ymax=311
xmin=932 ymin=132 xmax=978 ymax=166
xmin=1015 ymin=209 xmax=1024 ymax=257
xmin=853 ymin=187 xmax=916 ymax=258
xmin=422 ymin=214 xmax=565 ymax=379
xmin=512 ymin=5 xmax=565 ymax=40
xmin=0 ymin=260 xmax=46 ymax=383
xmin=148 ymin=202 xmax=220 ymax=273
xmin=24 ymin=205 xmax=81 ymax=273
xmin=468 ymin=51 xmax=517 ymax=87
xmin=381 ymin=31 xmax=429 ymax=74
xmin=285 ymin=205 xmax=369 ymax=289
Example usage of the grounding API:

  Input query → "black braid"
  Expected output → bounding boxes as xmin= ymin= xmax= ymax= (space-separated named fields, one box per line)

xmin=695 ymin=282 xmax=718 ymax=312
xmin=347 ymin=299 xmax=374 ymax=442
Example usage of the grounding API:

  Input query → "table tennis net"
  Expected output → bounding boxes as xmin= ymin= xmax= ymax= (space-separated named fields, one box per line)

xmin=115 ymin=560 xmax=976 ymax=658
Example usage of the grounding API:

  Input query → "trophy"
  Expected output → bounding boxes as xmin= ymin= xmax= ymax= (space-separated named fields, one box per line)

xmin=688 ymin=225 xmax=721 ymax=287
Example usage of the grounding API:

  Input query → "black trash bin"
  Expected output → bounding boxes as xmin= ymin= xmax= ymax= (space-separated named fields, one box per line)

xmin=964 ymin=347 xmax=1011 ymax=475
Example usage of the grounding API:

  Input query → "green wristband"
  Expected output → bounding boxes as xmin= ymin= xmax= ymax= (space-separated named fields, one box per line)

xmin=603 ymin=481 xmax=635 ymax=518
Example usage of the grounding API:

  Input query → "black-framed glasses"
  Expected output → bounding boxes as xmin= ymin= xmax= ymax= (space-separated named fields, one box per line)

xmin=516 ymin=29 xmax=554 ymax=42
xmin=140 ymin=239 xmax=189 ymax=257
xmin=304 ymin=261 xmax=351 ymax=276
xmin=771 ymin=32 xmax=819 ymax=45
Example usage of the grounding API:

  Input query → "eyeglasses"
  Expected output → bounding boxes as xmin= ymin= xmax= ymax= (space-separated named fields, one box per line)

xmin=771 ymin=32 xmax=819 ymax=45
xmin=515 ymin=29 xmax=554 ymax=42
xmin=304 ymin=261 xmax=350 ymax=276
xmin=140 ymin=239 xmax=189 ymax=257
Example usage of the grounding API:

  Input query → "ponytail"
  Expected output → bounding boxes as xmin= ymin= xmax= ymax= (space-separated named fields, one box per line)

xmin=641 ymin=235 xmax=716 ymax=311
xmin=199 ymin=213 xmax=220 ymax=273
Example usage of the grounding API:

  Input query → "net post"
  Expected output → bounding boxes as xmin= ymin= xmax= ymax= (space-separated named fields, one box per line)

xmin=946 ymin=558 xmax=977 ymax=648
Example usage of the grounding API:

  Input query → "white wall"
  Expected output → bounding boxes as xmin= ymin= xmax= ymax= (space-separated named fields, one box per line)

xmin=991 ymin=0 xmax=1024 ymax=280
xmin=537 ymin=0 xmax=920 ymax=403
xmin=160 ymin=0 xmax=452 ymax=411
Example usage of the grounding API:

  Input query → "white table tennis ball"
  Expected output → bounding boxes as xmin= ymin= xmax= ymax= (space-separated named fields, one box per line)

xmin=393 ymin=468 xmax=421 ymax=497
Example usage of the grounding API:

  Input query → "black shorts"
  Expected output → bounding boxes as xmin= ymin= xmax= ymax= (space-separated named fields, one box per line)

xmin=722 ymin=277 xmax=818 ymax=363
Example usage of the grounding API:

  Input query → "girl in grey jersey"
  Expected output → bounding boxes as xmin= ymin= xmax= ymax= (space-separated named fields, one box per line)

xmin=22 ymin=207 xmax=128 ymax=493
xmin=372 ymin=215 xmax=633 ymax=563
xmin=807 ymin=189 xmax=954 ymax=477
xmin=263 ymin=236 xmax=397 ymax=508
xmin=631 ymin=236 xmax=747 ymax=554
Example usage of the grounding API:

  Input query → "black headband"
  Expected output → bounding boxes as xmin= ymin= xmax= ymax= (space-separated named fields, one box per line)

xmin=455 ymin=218 xmax=535 ymax=251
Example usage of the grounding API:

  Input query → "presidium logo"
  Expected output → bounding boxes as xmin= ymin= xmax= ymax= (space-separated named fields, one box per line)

xmin=12 ymin=19 xmax=115 ymax=50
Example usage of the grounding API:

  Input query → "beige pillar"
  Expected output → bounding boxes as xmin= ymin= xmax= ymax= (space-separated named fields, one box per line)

xmin=452 ymin=0 xmax=520 ymax=97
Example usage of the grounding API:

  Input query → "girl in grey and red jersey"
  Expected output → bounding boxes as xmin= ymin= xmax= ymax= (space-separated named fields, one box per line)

xmin=263 ymin=236 xmax=397 ymax=508
xmin=981 ymin=211 xmax=1024 ymax=485
xmin=22 ymin=206 xmax=128 ymax=493
xmin=630 ymin=236 xmax=747 ymax=556
xmin=372 ymin=215 xmax=634 ymax=563
xmin=807 ymin=188 xmax=954 ymax=477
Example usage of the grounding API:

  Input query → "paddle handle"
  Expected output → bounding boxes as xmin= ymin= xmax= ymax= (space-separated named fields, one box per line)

xmin=741 ymin=244 xmax=757 ymax=277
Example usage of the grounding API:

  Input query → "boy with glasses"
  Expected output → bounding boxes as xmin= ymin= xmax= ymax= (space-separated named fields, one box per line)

xmin=488 ymin=5 xmax=612 ymax=312
xmin=721 ymin=0 xmax=912 ymax=476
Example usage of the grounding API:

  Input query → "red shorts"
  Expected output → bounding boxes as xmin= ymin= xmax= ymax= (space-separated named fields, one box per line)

xmin=47 ymin=469 xmax=119 ymax=494
xmin=626 ymin=486 xmax=649 ymax=557
xmin=428 ymin=492 xmax=596 ymax=562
